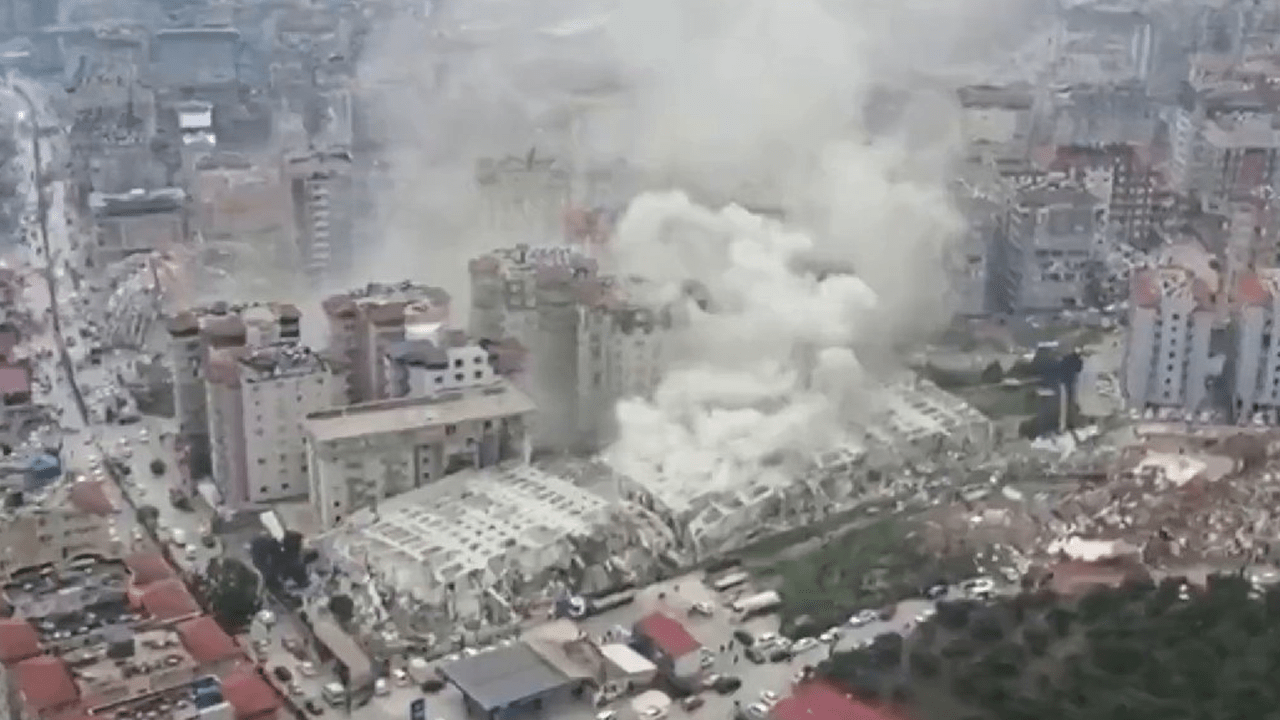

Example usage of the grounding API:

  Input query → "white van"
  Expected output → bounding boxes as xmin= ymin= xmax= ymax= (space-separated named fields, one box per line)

xmin=321 ymin=682 xmax=347 ymax=706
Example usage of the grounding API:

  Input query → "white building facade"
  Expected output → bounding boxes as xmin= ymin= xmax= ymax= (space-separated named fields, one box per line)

xmin=1123 ymin=267 xmax=1216 ymax=411
xmin=1232 ymin=270 xmax=1280 ymax=421
xmin=206 ymin=344 xmax=340 ymax=508
xmin=303 ymin=382 xmax=535 ymax=528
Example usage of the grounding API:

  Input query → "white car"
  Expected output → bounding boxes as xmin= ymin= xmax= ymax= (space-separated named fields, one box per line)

xmin=746 ymin=703 xmax=769 ymax=719
xmin=962 ymin=577 xmax=996 ymax=596
xmin=640 ymin=706 xmax=666 ymax=719
xmin=756 ymin=632 xmax=779 ymax=646
xmin=791 ymin=638 xmax=819 ymax=654
xmin=848 ymin=609 xmax=879 ymax=627
xmin=760 ymin=690 xmax=779 ymax=706
xmin=819 ymin=630 xmax=838 ymax=643
xmin=298 ymin=661 xmax=317 ymax=677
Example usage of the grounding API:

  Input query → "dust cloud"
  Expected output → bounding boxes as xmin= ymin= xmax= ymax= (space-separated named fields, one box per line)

xmin=356 ymin=0 xmax=1032 ymax=482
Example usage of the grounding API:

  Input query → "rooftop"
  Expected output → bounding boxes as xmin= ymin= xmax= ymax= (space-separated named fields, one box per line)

xmin=1131 ymin=267 xmax=1214 ymax=310
xmin=219 ymin=665 xmax=281 ymax=720
xmin=321 ymin=282 xmax=450 ymax=319
xmin=0 ymin=363 xmax=31 ymax=396
xmin=634 ymin=612 xmax=701 ymax=658
xmin=439 ymin=643 xmax=571 ymax=712
xmin=13 ymin=655 xmax=78 ymax=713
xmin=770 ymin=680 xmax=913 ymax=720
xmin=174 ymin=616 xmax=241 ymax=665
xmin=303 ymin=382 xmax=534 ymax=444
xmin=468 ymin=244 xmax=597 ymax=278
xmin=0 ymin=617 xmax=41 ymax=665
xmin=325 ymin=463 xmax=611 ymax=592
xmin=124 ymin=552 xmax=176 ymax=587
xmin=207 ymin=344 xmax=330 ymax=386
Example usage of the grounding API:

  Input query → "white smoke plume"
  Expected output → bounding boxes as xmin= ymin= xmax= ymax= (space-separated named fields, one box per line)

xmin=358 ymin=0 xmax=1035 ymax=485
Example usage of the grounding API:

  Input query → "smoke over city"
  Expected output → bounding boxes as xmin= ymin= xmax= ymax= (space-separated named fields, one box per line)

xmin=358 ymin=0 xmax=1032 ymax=480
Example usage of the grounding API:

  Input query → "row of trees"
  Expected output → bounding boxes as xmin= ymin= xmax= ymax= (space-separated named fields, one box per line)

xmin=819 ymin=573 xmax=1280 ymax=720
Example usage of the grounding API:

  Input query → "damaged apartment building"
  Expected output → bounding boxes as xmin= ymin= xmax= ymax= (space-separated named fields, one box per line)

xmin=991 ymin=181 xmax=1110 ymax=314
xmin=166 ymin=301 xmax=302 ymax=479
xmin=469 ymin=245 xmax=673 ymax=452
xmin=318 ymin=462 xmax=680 ymax=637
xmin=611 ymin=375 xmax=994 ymax=554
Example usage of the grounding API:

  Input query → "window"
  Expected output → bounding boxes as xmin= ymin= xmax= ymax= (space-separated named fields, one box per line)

xmin=474 ymin=371 xmax=483 ymax=379
xmin=454 ymin=359 xmax=463 ymax=368
xmin=445 ymin=424 xmax=456 ymax=435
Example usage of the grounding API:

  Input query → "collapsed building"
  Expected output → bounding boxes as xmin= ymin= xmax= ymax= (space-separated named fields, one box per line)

xmin=612 ymin=375 xmax=995 ymax=553
xmin=318 ymin=463 xmax=680 ymax=640
xmin=316 ymin=375 xmax=993 ymax=640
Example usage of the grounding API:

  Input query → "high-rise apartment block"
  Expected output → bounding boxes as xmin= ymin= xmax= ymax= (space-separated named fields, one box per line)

xmin=1123 ymin=266 xmax=1216 ymax=411
xmin=469 ymin=245 xmax=671 ymax=452
xmin=166 ymin=302 xmax=302 ymax=478
xmin=321 ymin=282 xmax=452 ymax=404
xmin=1040 ymin=144 xmax=1157 ymax=248
xmin=285 ymin=149 xmax=354 ymax=283
xmin=1232 ymin=270 xmax=1280 ymax=420
xmin=992 ymin=183 xmax=1108 ymax=313
xmin=474 ymin=152 xmax=572 ymax=242
xmin=205 ymin=344 xmax=340 ymax=508
xmin=1169 ymin=89 xmax=1280 ymax=212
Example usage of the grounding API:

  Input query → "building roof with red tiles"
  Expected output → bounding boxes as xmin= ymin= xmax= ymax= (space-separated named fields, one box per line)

xmin=124 ymin=552 xmax=176 ymax=586
xmin=0 ymin=364 xmax=30 ymax=396
xmin=139 ymin=579 xmax=201 ymax=621
xmin=1237 ymin=270 xmax=1280 ymax=307
xmin=1045 ymin=558 xmax=1151 ymax=596
xmin=176 ymin=616 xmax=242 ymax=664
xmin=221 ymin=665 xmax=281 ymax=720
xmin=0 ymin=618 xmax=40 ymax=665
xmin=12 ymin=655 xmax=78 ymax=713
xmin=634 ymin=612 xmax=701 ymax=659
xmin=67 ymin=480 xmax=116 ymax=516
xmin=770 ymin=681 xmax=914 ymax=720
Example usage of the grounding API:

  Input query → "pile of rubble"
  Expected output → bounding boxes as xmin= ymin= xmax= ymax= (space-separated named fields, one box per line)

xmin=919 ymin=426 xmax=1280 ymax=570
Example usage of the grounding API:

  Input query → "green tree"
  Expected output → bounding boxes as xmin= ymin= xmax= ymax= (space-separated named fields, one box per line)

xmin=908 ymin=649 xmax=940 ymax=678
xmin=204 ymin=558 xmax=261 ymax=630
xmin=1047 ymin=606 xmax=1075 ymax=637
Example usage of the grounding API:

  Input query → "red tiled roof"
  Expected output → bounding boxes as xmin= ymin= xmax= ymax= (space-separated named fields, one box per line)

xmin=0 ymin=364 xmax=29 ymax=395
xmin=634 ymin=612 xmax=701 ymax=658
xmin=176 ymin=616 xmax=242 ymax=664
xmin=771 ymin=681 xmax=913 ymax=720
xmin=13 ymin=656 xmax=78 ymax=713
xmin=140 ymin=579 xmax=201 ymax=621
xmin=221 ymin=665 xmax=281 ymax=720
xmin=68 ymin=480 xmax=116 ymax=516
xmin=1238 ymin=271 xmax=1273 ymax=307
xmin=0 ymin=618 xmax=40 ymax=665
xmin=124 ymin=552 xmax=176 ymax=586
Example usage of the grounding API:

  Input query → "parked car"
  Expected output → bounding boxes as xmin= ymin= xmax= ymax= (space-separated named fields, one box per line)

xmin=304 ymin=700 xmax=323 ymax=716
xmin=732 ymin=629 xmax=755 ymax=646
xmin=420 ymin=678 xmax=445 ymax=693
xmin=272 ymin=666 xmax=293 ymax=683
xmin=712 ymin=676 xmax=742 ymax=694
xmin=680 ymin=696 xmax=705 ymax=711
